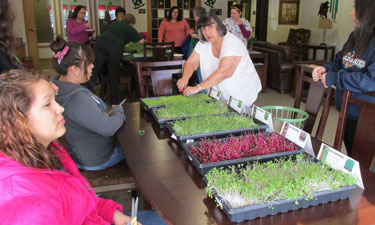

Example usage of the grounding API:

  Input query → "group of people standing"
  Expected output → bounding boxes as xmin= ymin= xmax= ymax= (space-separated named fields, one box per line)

xmin=0 ymin=0 xmax=374 ymax=224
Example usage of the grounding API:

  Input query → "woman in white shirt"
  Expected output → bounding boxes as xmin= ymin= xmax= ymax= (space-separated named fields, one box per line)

xmin=177 ymin=13 xmax=261 ymax=106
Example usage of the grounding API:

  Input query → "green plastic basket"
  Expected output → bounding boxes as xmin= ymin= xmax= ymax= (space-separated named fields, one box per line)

xmin=261 ymin=106 xmax=309 ymax=129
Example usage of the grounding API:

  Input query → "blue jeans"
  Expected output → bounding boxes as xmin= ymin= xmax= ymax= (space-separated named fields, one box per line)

xmin=76 ymin=142 xmax=124 ymax=171
xmin=125 ymin=210 xmax=167 ymax=225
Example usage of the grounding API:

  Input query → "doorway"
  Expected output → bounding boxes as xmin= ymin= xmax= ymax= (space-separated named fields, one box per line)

xmin=255 ymin=0 xmax=268 ymax=41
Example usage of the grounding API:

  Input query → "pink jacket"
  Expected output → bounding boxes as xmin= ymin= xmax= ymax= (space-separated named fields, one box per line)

xmin=0 ymin=142 xmax=122 ymax=225
xmin=66 ymin=18 xmax=94 ymax=44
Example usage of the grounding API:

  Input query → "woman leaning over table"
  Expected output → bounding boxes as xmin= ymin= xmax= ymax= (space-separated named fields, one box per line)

xmin=223 ymin=4 xmax=252 ymax=47
xmin=50 ymin=36 xmax=126 ymax=171
xmin=177 ymin=13 xmax=261 ymax=107
xmin=0 ymin=70 xmax=130 ymax=224
xmin=158 ymin=6 xmax=190 ymax=54
xmin=312 ymin=0 xmax=375 ymax=156
xmin=66 ymin=5 xmax=94 ymax=44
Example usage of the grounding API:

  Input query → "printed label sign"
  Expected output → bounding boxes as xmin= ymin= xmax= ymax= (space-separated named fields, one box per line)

xmin=208 ymin=87 xmax=221 ymax=101
xmin=228 ymin=96 xmax=243 ymax=113
xmin=317 ymin=143 xmax=364 ymax=189
xmin=252 ymin=105 xmax=273 ymax=132
xmin=280 ymin=122 xmax=314 ymax=157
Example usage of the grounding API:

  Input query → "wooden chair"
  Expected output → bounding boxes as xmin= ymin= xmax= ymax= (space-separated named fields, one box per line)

xmin=333 ymin=90 xmax=375 ymax=171
xmin=57 ymin=136 xmax=137 ymax=194
xmin=135 ymin=60 xmax=185 ymax=98
xmin=143 ymin=41 xmax=174 ymax=62
xmin=294 ymin=66 xmax=334 ymax=140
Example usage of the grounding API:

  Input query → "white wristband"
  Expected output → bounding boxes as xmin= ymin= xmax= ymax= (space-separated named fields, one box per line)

xmin=197 ymin=84 xmax=202 ymax=91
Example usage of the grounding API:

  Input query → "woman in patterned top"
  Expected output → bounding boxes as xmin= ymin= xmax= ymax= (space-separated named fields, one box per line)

xmin=223 ymin=4 xmax=252 ymax=47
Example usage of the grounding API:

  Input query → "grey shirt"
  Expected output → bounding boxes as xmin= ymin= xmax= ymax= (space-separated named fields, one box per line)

xmin=53 ymin=77 xmax=126 ymax=166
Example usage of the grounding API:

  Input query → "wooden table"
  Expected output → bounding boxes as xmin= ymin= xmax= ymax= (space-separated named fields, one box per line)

xmin=117 ymin=103 xmax=375 ymax=225
xmin=250 ymin=51 xmax=268 ymax=93
xmin=308 ymin=45 xmax=336 ymax=62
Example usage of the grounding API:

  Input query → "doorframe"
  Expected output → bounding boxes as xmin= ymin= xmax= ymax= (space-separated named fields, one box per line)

xmin=22 ymin=0 xmax=40 ymax=69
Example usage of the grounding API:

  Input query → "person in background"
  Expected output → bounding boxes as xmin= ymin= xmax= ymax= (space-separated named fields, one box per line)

xmin=158 ymin=6 xmax=190 ymax=54
xmin=0 ymin=70 xmax=167 ymax=225
xmin=66 ymin=5 xmax=94 ymax=44
xmin=50 ymin=36 xmax=125 ymax=171
xmin=90 ymin=9 xmax=144 ymax=104
xmin=181 ymin=6 xmax=206 ymax=86
xmin=177 ymin=13 xmax=261 ymax=107
xmin=124 ymin=13 xmax=136 ymax=26
xmin=0 ymin=0 xmax=21 ymax=73
xmin=312 ymin=0 xmax=375 ymax=156
xmin=113 ymin=7 xmax=126 ymax=22
xmin=223 ymin=4 xmax=252 ymax=47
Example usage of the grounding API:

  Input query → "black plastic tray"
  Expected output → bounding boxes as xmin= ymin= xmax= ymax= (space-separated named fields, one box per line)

xmin=213 ymin=184 xmax=357 ymax=223
xmin=151 ymin=105 xmax=232 ymax=128
xmin=166 ymin=116 xmax=268 ymax=141
xmin=181 ymin=135 xmax=304 ymax=176
xmin=140 ymin=95 xmax=214 ymax=112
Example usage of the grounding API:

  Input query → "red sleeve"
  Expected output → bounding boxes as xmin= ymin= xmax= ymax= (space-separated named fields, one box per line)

xmin=158 ymin=19 xmax=167 ymax=43
xmin=96 ymin=197 xmax=123 ymax=224
xmin=239 ymin=24 xmax=250 ymax=39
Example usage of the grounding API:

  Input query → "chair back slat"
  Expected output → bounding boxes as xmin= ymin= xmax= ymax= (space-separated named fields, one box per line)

xmin=135 ymin=60 xmax=185 ymax=98
xmin=334 ymin=90 xmax=375 ymax=171
xmin=293 ymin=66 xmax=332 ymax=139
xmin=143 ymin=42 xmax=175 ymax=62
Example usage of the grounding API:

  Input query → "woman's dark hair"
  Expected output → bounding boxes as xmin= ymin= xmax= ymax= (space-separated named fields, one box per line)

xmin=72 ymin=5 xmax=86 ymax=19
xmin=0 ymin=70 xmax=62 ymax=170
xmin=167 ymin=6 xmax=182 ymax=21
xmin=50 ymin=36 xmax=94 ymax=79
xmin=197 ymin=13 xmax=227 ymax=42
xmin=0 ymin=0 xmax=17 ymax=58
xmin=343 ymin=0 xmax=375 ymax=58
xmin=193 ymin=6 xmax=206 ymax=19
xmin=115 ymin=7 xmax=126 ymax=17
xmin=231 ymin=4 xmax=243 ymax=14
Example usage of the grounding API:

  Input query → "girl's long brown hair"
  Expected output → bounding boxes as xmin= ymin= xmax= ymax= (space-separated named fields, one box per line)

xmin=0 ymin=0 xmax=17 ymax=58
xmin=0 ymin=70 xmax=62 ymax=170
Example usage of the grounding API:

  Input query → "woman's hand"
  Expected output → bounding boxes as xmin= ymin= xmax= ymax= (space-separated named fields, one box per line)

xmin=312 ymin=66 xmax=326 ymax=82
xmin=177 ymin=77 xmax=189 ymax=92
xmin=183 ymin=86 xmax=200 ymax=96
xmin=85 ymin=23 xmax=91 ymax=28
xmin=113 ymin=210 xmax=142 ymax=225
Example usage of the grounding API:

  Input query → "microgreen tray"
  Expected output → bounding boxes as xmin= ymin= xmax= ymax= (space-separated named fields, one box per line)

xmin=181 ymin=135 xmax=304 ymax=176
xmin=166 ymin=115 xmax=267 ymax=142
xmin=151 ymin=101 xmax=231 ymax=128
xmin=140 ymin=94 xmax=213 ymax=112
xmin=211 ymin=184 xmax=356 ymax=223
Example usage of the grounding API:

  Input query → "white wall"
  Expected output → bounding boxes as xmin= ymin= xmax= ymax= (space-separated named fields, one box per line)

xmin=266 ymin=0 xmax=354 ymax=54
xmin=125 ymin=0 xmax=147 ymax=32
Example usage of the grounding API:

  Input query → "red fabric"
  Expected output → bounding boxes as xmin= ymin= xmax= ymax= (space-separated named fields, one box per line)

xmin=0 ymin=142 xmax=122 ymax=225
xmin=158 ymin=19 xmax=190 ymax=47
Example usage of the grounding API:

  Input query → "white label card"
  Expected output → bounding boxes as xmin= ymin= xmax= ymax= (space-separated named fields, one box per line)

xmin=228 ymin=96 xmax=243 ymax=113
xmin=317 ymin=143 xmax=364 ymax=189
xmin=186 ymin=139 xmax=194 ymax=143
xmin=171 ymin=134 xmax=177 ymax=140
xmin=208 ymin=87 xmax=221 ymax=101
xmin=252 ymin=105 xmax=273 ymax=132
xmin=280 ymin=122 xmax=315 ymax=157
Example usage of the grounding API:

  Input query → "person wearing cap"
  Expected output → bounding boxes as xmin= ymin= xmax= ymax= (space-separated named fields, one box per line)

xmin=223 ymin=4 xmax=252 ymax=47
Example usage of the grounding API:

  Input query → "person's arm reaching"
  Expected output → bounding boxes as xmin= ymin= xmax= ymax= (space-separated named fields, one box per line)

xmin=177 ymin=50 xmax=200 ymax=91
xmin=183 ymin=55 xmax=241 ymax=96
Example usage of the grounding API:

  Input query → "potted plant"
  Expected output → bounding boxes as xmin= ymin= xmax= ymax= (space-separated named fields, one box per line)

xmin=205 ymin=154 xmax=357 ymax=223
xmin=181 ymin=133 xmax=303 ymax=175
xmin=141 ymin=93 xmax=212 ymax=111
xmin=167 ymin=114 xmax=267 ymax=141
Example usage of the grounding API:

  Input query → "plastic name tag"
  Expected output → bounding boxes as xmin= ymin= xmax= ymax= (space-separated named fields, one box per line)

xmin=228 ymin=96 xmax=243 ymax=113
xmin=317 ymin=143 xmax=364 ymax=189
xmin=208 ymin=87 xmax=221 ymax=101
xmin=252 ymin=105 xmax=273 ymax=132
xmin=280 ymin=122 xmax=315 ymax=157
xmin=171 ymin=134 xmax=177 ymax=140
